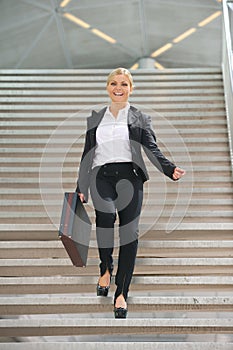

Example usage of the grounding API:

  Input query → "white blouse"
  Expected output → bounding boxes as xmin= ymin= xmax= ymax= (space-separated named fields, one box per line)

xmin=92 ymin=103 xmax=132 ymax=168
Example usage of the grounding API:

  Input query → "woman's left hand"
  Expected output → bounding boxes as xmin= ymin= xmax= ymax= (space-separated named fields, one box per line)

xmin=172 ymin=167 xmax=186 ymax=180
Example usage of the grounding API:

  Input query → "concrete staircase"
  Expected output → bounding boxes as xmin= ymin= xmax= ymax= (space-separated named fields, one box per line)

xmin=0 ymin=68 xmax=233 ymax=348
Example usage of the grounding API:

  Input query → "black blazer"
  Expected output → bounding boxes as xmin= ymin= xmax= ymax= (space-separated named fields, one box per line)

xmin=76 ymin=105 xmax=176 ymax=202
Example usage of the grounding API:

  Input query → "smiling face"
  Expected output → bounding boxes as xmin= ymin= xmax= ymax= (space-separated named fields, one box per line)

xmin=106 ymin=74 xmax=133 ymax=104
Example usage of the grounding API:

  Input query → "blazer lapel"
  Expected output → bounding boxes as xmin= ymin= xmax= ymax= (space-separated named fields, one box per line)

xmin=128 ymin=106 xmax=141 ymax=126
xmin=88 ymin=107 xmax=107 ymax=129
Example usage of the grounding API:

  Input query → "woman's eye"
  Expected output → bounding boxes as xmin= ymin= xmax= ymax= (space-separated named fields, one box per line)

xmin=122 ymin=83 xmax=128 ymax=86
xmin=110 ymin=82 xmax=116 ymax=86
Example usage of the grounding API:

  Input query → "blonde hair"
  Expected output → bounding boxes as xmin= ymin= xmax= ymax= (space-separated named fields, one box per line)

xmin=106 ymin=67 xmax=134 ymax=89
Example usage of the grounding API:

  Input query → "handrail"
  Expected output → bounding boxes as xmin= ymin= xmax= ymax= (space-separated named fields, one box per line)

xmin=222 ymin=0 xmax=233 ymax=176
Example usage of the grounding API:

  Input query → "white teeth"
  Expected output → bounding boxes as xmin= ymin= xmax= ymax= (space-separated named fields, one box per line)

xmin=114 ymin=93 xmax=123 ymax=96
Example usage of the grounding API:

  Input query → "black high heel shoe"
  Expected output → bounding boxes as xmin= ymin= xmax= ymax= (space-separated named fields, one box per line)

xmin=114 ymin=306 xmax=128 ymax=319
xmin=97 ymin=271 xmax=112 ymax=297
xmin=96 ymin=284 xmax=110 ymax=297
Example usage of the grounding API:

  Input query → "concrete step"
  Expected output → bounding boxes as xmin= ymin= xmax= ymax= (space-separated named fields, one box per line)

xmin=1 ymin=295 xmax=233 ymax=315
xmin=1 ymin=146 xmax=225 ymax=155
xmin=1 ymin=178 xmax=231 ymax=186
xmin=4 ymin=142 xmax=226 ymax=153
xmin=0 ymin=123 xmax=226 ymax=133
xmin=0 ymin=318 xmax=232 ymax=337
xmin=0 ymin=87 xmax=224 ymax=96
xmin=0 ymin=179 xmax=232 ymax=186
xmin=59 ymin=182 xmax=233 ymax=189
xmin=0 ymin=208 xmax=232 ymax=221
xmin=0 ymin=111 xmax=227 ymax=119
xmin=0 ymin=342 xmax=232 ymax=350
xmin=0 ymin=80 xmax=224 ymax=89
xmin=3 ymin=217 xmax=232 ymax=225
xmin=1 ymin=156 xmax=230 ymax=164
xmin=11 ymin=81 xmax=222 ymax=91
xmin=1 ymin=240 xmax=232 ymax=249
xmin=1 ymin=194 xmax=232 ymax=203
xmin=0 ymin=103 xmax=225 ymax=111
xmin=2 ymin=211 xmax=233 ymax=225
xmin=0 ymin=142 xmax=229 ymax=152
xmin=13 ymin=165 xmax=233 ymax=173
xmin=0 ymin=107 xmax=225 ymax=117
xmin=0 ymin=226 xmax=233 ymax=242
xmin=0 ymin=72 xmax=223 ymax=81
xmin=1 ymin=257 xmax=232 ymax=268
xmin=0 ymin=217 xmax=232 ymax=229
xmin=0 ymin=137 xmax=228 ymax=146
xmin=1 ymin=276 xmax=232 ymax=294
xmin=0 ymin=73 xmax=222 ymax=80
xmin=1 ymin=223 xmax=232 ymax=235
xmin=0 ymin=210 xmax=232 ymax=219
xmin=0 ymin=67 xmax=221 ymax=74
xmin=1 ymin=198 xmax=232 ymax=207
xmin=0 ymin=165 xmax=230 ymax=172
xmin=0 ymin=240 xmax=232 ymax=259
xmin=0 ymin=200 xmax=233 ymax=211
xmin=1 ymin=219 xmax=233 ymax=230
xmin=0 ymin=122 xmax=227 ymax=133
xmin=0 ymin=257 xmax=232 ymax=277
xmin=0 ymin=182 xmax=230 ymax=192
xmin=0 ymin=96 xmax=225 ymax=104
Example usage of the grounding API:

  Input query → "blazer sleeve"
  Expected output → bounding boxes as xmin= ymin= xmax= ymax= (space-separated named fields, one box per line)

xmin=141 ymin=114 xmax=176 ymax=180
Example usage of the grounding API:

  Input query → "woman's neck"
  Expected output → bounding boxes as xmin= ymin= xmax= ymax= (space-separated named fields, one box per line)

xmin=110 ymin=102 xmax=128 ymax=118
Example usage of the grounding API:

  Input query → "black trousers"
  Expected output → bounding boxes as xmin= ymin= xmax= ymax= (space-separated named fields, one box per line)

xmin=90 ymin=162 xmax=143 ymax=302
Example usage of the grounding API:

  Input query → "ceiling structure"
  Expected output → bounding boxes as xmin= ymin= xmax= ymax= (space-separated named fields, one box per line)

xmin=0 ymin=0 xmax=223 ymax=70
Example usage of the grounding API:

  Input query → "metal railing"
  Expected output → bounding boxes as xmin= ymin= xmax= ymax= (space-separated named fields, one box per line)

xmin=222 ymin=0 xmax=233 ymax=175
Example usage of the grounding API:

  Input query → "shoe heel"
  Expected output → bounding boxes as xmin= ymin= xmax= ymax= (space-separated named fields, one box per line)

xmin=97 ymin=284 xmax=110 ymax=297
xmin=114 ymin=307 xmax=127 ymax=319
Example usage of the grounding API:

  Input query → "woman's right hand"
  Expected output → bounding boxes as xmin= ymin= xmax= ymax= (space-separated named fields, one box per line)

xmin=78 ymin=193 xmax=85 ymax=203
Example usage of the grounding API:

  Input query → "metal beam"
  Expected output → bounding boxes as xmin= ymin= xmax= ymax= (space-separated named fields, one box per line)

xmin=50 ymin=0 xmax=73 ymax=68
xmin=138 ymin=0 xmax=148 ymax=56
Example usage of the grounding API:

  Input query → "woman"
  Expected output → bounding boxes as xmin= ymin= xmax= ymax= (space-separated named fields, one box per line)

xmin=76 ymin=67 xmax=185 ymax=318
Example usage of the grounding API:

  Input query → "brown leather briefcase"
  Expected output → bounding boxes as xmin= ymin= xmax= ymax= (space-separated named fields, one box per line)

xmin=58 ymin=192 xmax=91 ymax=267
